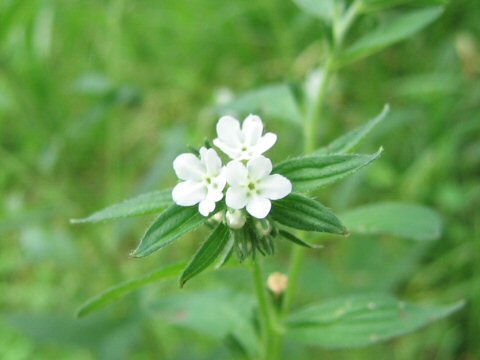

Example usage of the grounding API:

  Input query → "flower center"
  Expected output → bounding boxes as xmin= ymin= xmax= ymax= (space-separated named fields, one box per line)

xmin=247 ymin=181 xmax=260 ymax=197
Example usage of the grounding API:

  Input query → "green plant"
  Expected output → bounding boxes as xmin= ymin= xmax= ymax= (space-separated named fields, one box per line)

xmin=72 ymin=1 xmax=463 ymax=359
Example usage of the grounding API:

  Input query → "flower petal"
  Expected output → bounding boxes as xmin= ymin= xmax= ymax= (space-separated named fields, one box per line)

xmin=225 ymin=161 xmax=249 ymax=187
xmin=213 ymin=139 xmax=242 ymax=160
xmin=258 ymin=174 xmax=292 ymax=200
xmin=200 ymin=147 xmax=222 ymax=175
xmin=199 ymin=199 xmax=216 ymax=216
xmin=226 ymin=187 xmax=248 ymax=209
xmin=246 ymin=196 xmax=271 ymax=219
xmin=216 ymin=115 xmax=242 ymax=147
xmin=173 ymin=153 xmax=205 ymax=181
xmin=172 ymin=180 xmax=206 ymax=206
xmin=251 ymin=132 xmax=277 ymax=156
xmin=242 ymin=114 xmax=263 ymax=146
xmin=247 ymin=156 xmax=272 ymax=181
xmin=206 ymin=187 xmax=224 ymax=203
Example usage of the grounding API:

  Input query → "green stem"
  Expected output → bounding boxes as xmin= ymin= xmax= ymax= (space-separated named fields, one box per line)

xmin=304 ymin=59 xmax=334 ymax=154
xmin=279 ymin=0 xmax=363 ymax=356
xmin=334 ymin=0 xmax=363 ymax=47
xmin=252 ymin=259 xmax=281 ymax=360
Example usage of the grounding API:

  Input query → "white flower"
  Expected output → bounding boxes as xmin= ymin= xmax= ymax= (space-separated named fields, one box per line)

xmin=225 ymin=156 xmax=292 ymax=219
xmin=213 ymin=114 xmax=277 ymax=161
xmin=172 ymin=147 xmax=226 ymax=216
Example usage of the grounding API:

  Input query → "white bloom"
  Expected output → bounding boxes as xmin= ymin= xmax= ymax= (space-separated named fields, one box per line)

xmin=172 ymin=147 xmax=226 ymax=216
xmin=225 ymin=156 xmax=292 ymax=219
xmin=213 ymin=114 xmax=277 ymax=161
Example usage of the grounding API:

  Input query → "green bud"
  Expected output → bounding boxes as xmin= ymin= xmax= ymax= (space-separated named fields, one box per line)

xmin=226 ymin=209 xmax=246 ymax=229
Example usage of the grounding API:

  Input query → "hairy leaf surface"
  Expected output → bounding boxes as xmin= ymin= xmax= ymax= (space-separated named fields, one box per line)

xmin=288 ymin=293 xmax=464 ymax=348
xmin=71 ymin=190 xmax=173 ymax=224
xmin=275 ymin=148 xmax=383 ymax=193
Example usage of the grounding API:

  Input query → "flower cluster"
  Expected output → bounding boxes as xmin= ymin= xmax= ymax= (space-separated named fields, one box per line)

xmin=172 ymin=115 xmax=292 ymax=222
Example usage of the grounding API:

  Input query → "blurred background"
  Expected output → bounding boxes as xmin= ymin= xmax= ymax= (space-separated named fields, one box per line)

xmin=0 ymin=0 xmax=479 ymax=359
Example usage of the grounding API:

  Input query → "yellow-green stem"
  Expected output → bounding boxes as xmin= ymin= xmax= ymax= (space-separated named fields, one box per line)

xmin=252 ymin=258 xmax=280 ymax=360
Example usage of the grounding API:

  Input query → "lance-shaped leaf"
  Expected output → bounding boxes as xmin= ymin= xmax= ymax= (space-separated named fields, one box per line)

xmin=271 ymin=193 xmax=346 ymax=235
xmin=71 ymin=190 xmax=173 ymax=224
xmin=274 ymin=148 xmax=383 ymax=193
xmin=215 ymin=236 xmax=235 ymax=269
xmin=340 ymin=202 xmax=442 ymax=241
xmin=215 ymin=84 xmax=302 ymax=126
xmin=362 ymin=0 xmax=445 ymax=12
xmin=180 ymin=224 xmax=231 ymax=287
xmin=314 ymin=105 xmax=389 ymax=155
xmin=279 ymin=229 xmax=323 ymax=249
xmin=287 ymin=293 xmax=464 ymax=349
xmin=131 ymin=205 xmax=209 ymax=257
xmin=293 ymin=0 xmax=335 ymax=23
xmin=340 ymin=7 xmax=444 ymax=65
xmin=76 ymin=262 xmax=186 ymax=318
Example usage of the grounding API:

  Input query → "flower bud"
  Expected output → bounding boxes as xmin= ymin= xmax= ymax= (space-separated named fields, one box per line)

xmin=226 ymin=209 xmax=246 ymax=229
xmin=208 ymin=210 xmax=224 ymax=225
xmin=267 ymin=272 xmax=288 ymax=296
xmin=254 ymin=219 xmax=272 ymax=237
xmin=455 ymin=32 xmax=478 ymax=78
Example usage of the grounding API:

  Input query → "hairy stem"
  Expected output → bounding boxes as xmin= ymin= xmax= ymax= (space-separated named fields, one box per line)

xmin=252 ymin=258 xmax=281 ymax=360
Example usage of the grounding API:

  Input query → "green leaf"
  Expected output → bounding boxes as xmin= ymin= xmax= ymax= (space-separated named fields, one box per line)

xmin=180 ymin=224 xmax=231 ymax=287
xmin=131 ymin=204 xmax=209 ymax=258
xmin=271 ymin=193 xmax=346 ymax=235
xmin=340 ymin=202 xmax=442 ymax=241
xmin=293 ymin=0 xmax=335 ymax=22
xmin=275 ymin=148 xmax=383 ymax=193
xmin=150 ymin=289 xmax=260 ymax=357
xmin=215 ymin=235 xmax=235 ymax=269
xmin=315 ymin=105 xmax=389 ymax=155
xmin=76 ymin=262 xmax=186 ymax=318
xmin=279 ymin=229 xmax=323 ymax=249
xmin=71 ymin=190 xmax=173 ymax=224
xmin=287 ymin=293 xmax=464 ymax=349
xmin=363 ymin=0 xmax=446 ymax=12
xmin=215 ymin=84 xmax=302 ymax=126
xmin=341 ymin=7 xmax=444 ymax=65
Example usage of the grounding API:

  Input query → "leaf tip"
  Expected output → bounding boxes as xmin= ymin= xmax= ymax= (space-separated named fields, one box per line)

xmin=382 ymin=103 xmax=391 ymax=115
xmin=455 ymin=299 xmax=467 ymax=309
xmin=179 ymin=277 xmax=187 ymax=288
xmin=375 ymin=146 xmax=385 ymax=158
xmin=129 ymin=249 xmax=143 ymax=258
xmin=74 ymin=307 xmax=86 ymax=319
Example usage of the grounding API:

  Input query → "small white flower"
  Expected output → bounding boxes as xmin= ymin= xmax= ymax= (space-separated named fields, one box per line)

xmin=225 ymin=156 xmax=292 ymax=219
xmin=172 ymin=147 xmax=226 ymax=216
xmin=213 ymin=114 xmax=277 ymax=161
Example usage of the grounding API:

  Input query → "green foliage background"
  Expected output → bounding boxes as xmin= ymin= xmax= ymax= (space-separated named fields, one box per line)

xmin=0 ymin=0 xmax=478 ymax=358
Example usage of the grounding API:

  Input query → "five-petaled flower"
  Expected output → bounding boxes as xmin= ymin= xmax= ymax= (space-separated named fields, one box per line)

xmin=172 ymin=147 xmax=226 ymax=216
xmin=225 ymin=156 xmax=292 ymax=219
xmin=213 ymin=115 xmax=277 ymax=161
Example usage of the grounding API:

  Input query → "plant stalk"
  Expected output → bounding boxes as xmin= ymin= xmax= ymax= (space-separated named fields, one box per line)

xmin=278 ymin=0 xmax=363 ymax=356
xmin=252 ymin=258 xmax=281 ymax=360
